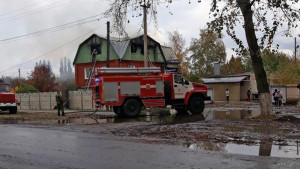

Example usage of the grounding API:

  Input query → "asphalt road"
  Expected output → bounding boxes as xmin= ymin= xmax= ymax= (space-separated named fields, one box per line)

xmin=0 ymin=125 xmax=299 ymax=169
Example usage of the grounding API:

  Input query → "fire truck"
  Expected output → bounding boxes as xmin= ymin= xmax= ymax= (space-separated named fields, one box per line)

xmin=91 ymin=67 xmax=210 ymax=117
xmin=0 ymin=80 xmax=18 ymax=114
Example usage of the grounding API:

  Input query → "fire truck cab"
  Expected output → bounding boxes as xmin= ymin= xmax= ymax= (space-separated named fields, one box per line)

xmin=91 ymin=67 xmax=210 ymax=117
xmin=0 ymin=80 xmax=18 ymax=114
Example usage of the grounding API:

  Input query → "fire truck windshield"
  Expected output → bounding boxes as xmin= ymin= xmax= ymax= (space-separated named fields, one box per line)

xmin=0 ymin=84 xmax=10 ymax=92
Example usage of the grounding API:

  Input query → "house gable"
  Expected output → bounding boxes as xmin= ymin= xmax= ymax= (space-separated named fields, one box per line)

xmin=73 ymin=34 xmax=119 ymax=65
xmin=122 ymin=35 xmax=165 ymax=63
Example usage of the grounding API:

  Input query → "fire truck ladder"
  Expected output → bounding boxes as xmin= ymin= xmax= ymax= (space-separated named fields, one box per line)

xmin=97 ymin=67 xmax=161 ymax=74
xmin=147 ymin=54 xmax=153 ymax=67
xmin=86 ymin=49 xmax=97 ymax=90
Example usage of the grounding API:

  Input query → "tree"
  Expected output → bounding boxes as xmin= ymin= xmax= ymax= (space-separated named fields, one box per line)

xmin=58 ymin=78 xmax=76 ymax=91
xmin=60 ymin=57 xmax=73 ymax=78
xmin=221 ymin=56 xmax=246 ymax=74
xmin=28 ymin=64 xmax=57 ymax=92
xmin=189 ymin=29 xmax=226 ymax=77
xmin=270 ymin=60 xmax=300 ymax=84
xmin=168 ymin=30 xmax=189 ymax=76
xmin=9 ymin=77 xmax=27 ymax=92
xmin=261 ymin=50 xmax=300 ymax=84
xmin=261 ymin=50 xmax=289 ymax=75
xmin=206 ymin=0 xmax=300 ymax=115
xmin=47 ymin=60 xmax=52 ymax=73
xmin=59 ymin=58 xmax=63 ymax=76
xmin=105 ymin=0 xmax=300 ymax=116
xmin=67 ymin=59 xmax=72 ymax=74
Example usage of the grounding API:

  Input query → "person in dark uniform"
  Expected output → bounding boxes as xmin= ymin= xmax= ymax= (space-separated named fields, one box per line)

xmin=247 ymin=88 xmax=251 ymax=102
xmin=56 ymin=91 xmax=64 ymax=116
xmin=273 ymin=89 xmax=279 ymax=106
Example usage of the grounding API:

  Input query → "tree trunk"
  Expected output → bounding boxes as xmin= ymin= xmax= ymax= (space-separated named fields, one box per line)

xmin=237 ymin=0 xmax=273 ymax=115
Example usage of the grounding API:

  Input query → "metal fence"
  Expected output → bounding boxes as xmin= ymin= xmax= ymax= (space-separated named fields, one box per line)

xmin=16 ymin=90 xmax=93 ymax=110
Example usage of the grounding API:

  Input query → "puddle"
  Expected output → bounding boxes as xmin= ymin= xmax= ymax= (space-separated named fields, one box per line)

xmin=203 ymin=109 xmax=261 ymax=121
xmin=185 ymin=140 xmax=300 ymax=158
xmin=57 ymin=109 xmax=264 ymax=125
xmin=53 ymin=110 xmax=300 ymax=158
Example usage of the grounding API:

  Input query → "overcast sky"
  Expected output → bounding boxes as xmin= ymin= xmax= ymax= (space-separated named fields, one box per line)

xmin=0 ymin=0 xmax=299 ymax=79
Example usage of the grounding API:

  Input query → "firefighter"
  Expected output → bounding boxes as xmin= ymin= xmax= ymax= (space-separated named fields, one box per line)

xmin=56 ymin=91 xmax=64 ymax=116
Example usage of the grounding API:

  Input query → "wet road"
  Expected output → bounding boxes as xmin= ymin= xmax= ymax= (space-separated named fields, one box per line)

xmin=0 ymin=125 xmax=299 ymax=169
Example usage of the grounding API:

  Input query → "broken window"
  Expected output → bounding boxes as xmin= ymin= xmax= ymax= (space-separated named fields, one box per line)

xmin=90 ymin=44 xmax=101 ymax=55
xmin=131 ymin=44 xmax=137 ymax=54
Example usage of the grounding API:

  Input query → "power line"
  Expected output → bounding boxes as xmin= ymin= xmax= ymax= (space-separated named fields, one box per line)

xmin=0 ymin=23 xmax=106 ymax=75
xmin=0 ymin=0 xmax=71 ymax=25
xmin=0 ymin=14 xmax=105 ymax=44
xmin=0 ymin=0 xmax=49 ymax=17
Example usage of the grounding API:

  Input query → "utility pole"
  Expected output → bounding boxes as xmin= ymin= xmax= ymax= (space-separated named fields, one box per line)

xmin=107 ymin=21 xmax=110 ymax=68
xmin=18 ymin=69 xmax=20 ymax=78
xmin=295 ymin=37 xmax=297 ymax=62
xmin=141 ymin=1 xmax=149 ymax=67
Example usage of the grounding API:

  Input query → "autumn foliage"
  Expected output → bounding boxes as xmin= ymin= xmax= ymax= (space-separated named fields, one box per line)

xmin=168 ymin=30 xmax=189 ymax=76
xmin=189 ymin=29 xmax=226 ymax=77
xmin=28 ymin=64 xmax=57 ymax=92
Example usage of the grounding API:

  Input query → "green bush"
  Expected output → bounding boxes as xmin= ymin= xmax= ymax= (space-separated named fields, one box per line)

xmin=16 ymin=83 xmax=39 ymax=93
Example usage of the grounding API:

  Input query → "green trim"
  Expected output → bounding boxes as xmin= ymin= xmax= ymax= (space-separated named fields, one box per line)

xmin=73 ymin=34 xmax=167 ymax=65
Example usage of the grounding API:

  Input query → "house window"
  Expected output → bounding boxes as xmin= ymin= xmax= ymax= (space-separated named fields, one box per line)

xmin=131 ymin=44 xmax=137 ymax=54
xmin=91 ymin=44 xmax=101 ymax=55
xmin=140 ymin=47 xmax=150 ymax=55
xmin=84 ymin=68 xmax=93 ymax=80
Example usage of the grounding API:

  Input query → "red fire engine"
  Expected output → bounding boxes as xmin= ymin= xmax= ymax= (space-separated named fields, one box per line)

xmin=91 ymin=67 xmax=210 ymax=117
xmin=0 ymin=80 xmax=18 ymax=114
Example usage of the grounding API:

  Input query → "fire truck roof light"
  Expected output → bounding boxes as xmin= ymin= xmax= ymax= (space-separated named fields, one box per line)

xmin=94 ymin=78 xmax=102 ymax=82
xmin=166 ymin=69 xmax=176 ymax=73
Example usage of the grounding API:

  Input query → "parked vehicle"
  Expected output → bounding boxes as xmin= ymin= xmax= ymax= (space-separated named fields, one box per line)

xmin=0 ymin=80 xmax=18 ymax=114
xmin=91 ymin=67 xmax=210 ymax=117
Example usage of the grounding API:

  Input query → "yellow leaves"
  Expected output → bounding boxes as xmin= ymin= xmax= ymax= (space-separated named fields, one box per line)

xmin=269 ymin=61 xmax=300 ymax=85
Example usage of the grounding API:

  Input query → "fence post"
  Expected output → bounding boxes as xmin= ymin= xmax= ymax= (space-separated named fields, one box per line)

xmin=39 ymin=92 xmax=41 ymax=110
xmin=81 ymin=90 xmax=83 ymax=110
xmin=29 ymin=94 xmax=31 ymax=110
xmin=50 ymin=92 xmax=52 ymax=110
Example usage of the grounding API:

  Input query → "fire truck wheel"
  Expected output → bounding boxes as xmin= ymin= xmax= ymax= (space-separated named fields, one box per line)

xmin=9 ymin=107 xmax=17 ymax=114
xmin=188 ymin=96 xmax=204 ymax=114
xmin=113 ymin=106 xmax=123 ymax=116
xmin=122 ymin=99 xmax=142 ymax=117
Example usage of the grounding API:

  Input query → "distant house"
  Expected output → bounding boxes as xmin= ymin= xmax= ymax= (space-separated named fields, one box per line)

xmin=202 ymin=72 xmax=258 ymax=102
xmin=73 ymin=34 xmax=179 ymax=88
